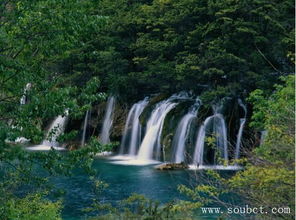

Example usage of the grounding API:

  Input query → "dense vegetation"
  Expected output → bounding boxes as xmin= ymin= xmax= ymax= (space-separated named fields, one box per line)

xmin=0 ymin=0 xmax=294 ymax=219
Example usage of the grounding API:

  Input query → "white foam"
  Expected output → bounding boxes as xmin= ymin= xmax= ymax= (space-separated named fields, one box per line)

xmin=188 ymin=165 xmax=242 ymax=170
xmin=15 ymin=137 xmax=31 ymax=144
xmin=96 ymin=151 xmax=113 ymax=157
xmin=26 ymin=144 xmax=66 ymax=151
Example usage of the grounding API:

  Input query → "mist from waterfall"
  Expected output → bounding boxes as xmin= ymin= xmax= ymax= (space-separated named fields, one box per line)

xmin=100 ymin=96 xmax=116 ymax=144
xmin=234 ymin=99 xmax=247 ymax=160
xmin=119 ymin=98 xmax=149 ymax=155
xmin=171 ymin=98 xmax=201 ymax=163
xmin=81 ymin=110 xmax=90 ymax=146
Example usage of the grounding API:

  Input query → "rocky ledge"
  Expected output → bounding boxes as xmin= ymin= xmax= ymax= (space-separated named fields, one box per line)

xmin=155 ymin=162 xmax=189 ymax=170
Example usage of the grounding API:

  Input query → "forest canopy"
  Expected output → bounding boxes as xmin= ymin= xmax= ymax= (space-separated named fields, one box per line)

xmin=1 ymin=0 xmax=294 ymax=103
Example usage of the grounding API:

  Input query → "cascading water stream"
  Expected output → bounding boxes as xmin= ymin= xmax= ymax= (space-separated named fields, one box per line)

xmin=15 ymin=83 xmax=32 ymax=143
xmin=213 ymin=114 xmax=228 ymax=162
xmin=193 ymin=112 xmax=228 ymax=166
xmin=100 ymin=96 xmax=116 ymax=144
xmin=81 ymin=110 xmax=90 ymax=146
xmin=119 ymin=98 xmax=149 ymax=155
xmin=234 ymin=99 xmax=247 ymax=160
xmin=20 ymin=83 xmax=32 ymax=105
xmin=171 ymin=98 xmax=201 ymax=163
xmin=137 ymin=93 xmax=188 ymax=161
xmin=42 ymin=110 xmax=69 ymax=148
xmin=192 ymin=116 xmax=211 ymax=166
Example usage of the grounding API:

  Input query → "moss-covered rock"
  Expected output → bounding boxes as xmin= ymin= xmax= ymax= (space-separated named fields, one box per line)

xmin=162 ymin=133 xmax=174 ymax=161
xmin=110 ymin=101 xmax=128 ymax=142
xmin=155 ymin=162 xmax=189 ymax=170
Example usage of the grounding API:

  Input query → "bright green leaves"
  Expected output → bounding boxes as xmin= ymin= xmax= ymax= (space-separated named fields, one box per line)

xmin=248 ymin=75 xmax=295 ymax=164
xmin=1 ymin=193 xmax=62 ymax=220
xmin=228 ymin=166 xmax=295 ymax=217
xmin=0 ymin=0 xmax=108 ymax=143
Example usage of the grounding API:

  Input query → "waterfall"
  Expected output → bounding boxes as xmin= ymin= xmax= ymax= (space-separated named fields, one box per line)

xmin=137 ymin=93 xmax=187 ymax=161
xmin=171 ymin=98 xmax=201 ymax=163
xmin=234 ymin=99 xmax=247 ymax=160
xmin=214 ymin=114 xmax=228 ymax=162
xmin=119 ymin=98 xmax=149 ymax=155
xmin=20 ymin=83 xmax=32 ymax=105
xmin=42 ymin=111 xmax=69 ymax=148
xmin=260 ymin=130 xmax=267 ymax=145
xmin=81 ymin=110 xmax=90 ymax=146
xmin=193 ymin=113 xmax=228 ymax=166
xmin=14 ymin=83 xmax=32 ymax=143
xmin=100 ymin=96 xmax=116 ymax=144
xmin=192 ymin=117 xmax=210 ymax=166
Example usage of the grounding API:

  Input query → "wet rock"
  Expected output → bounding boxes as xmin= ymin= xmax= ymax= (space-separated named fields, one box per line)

xmin=155 ymin=162 xmax=189 ymax=170
xmin=111 ymin=102 xmax=128 ymax=142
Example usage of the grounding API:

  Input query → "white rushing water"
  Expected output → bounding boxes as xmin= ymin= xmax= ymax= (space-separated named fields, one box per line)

xmin=189 ymin=165 xmax=242 ymax=170
xmin=20 ymin=83 xmax=32 ymax=105
xmin=192 ymin=117 xmax=210 ymax=166
xmin=193 ymin=113 xmax=228 ymax=166
xmin=213 ymin=114 xmax=228 ymax=162
xmin=81 ymin=110 xmax=90 ymax=146
xmin=27 ymin=111 xmax=69 ymax=151
xmin=100 ymin=96 xmax=116 ymax=144
xmin=15 ymin=83 xmax=32 ymax=143
xmin=171 ymin=98 xmax=201 ymax=163
xmin=42 ymin=111 xmax=69 ymax=148
xmin=119 ymin=98 xmax=149 ymax=155
xmin=137 ymin=93 xmax=188 ymax=161
xmin=234 ymin=99 xmax=247 ymax=160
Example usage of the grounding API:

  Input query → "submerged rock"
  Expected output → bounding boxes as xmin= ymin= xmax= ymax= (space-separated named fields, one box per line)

xmin=155 ymin=162 xmax=189 ymax=170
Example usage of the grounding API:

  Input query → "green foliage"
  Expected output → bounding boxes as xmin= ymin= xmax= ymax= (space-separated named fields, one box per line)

xmin=1 ymin=0 xmax=106 ymax=143
xmin=88 ymin=193 xmax=194 ymax=220
xmin=88 ymin=137 xmax=118 ymax=153
xmin=1 ymin=193 xmax=62 ymax=220
xmin=177 ymin=169 xmax=229 ymax=211
xmin=229 ymin=75 xmax=295 ymax=219
xmin=248 ymin=75 xmax=295 ymax=164
xmin=79 ymin=0 xmax=294 ymax=102
xmin=228 ymin=166 xmax=294 ymax=211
